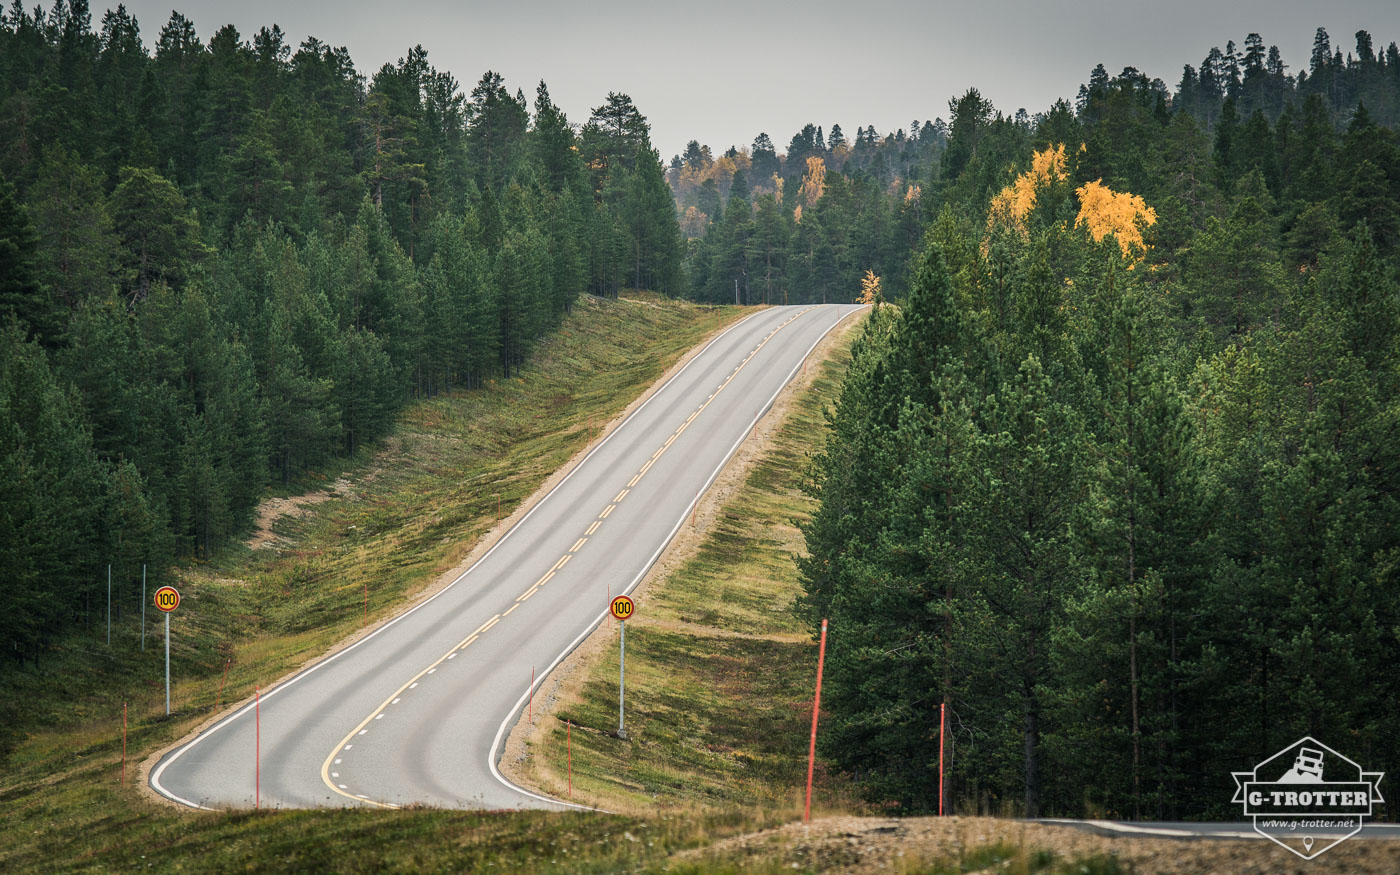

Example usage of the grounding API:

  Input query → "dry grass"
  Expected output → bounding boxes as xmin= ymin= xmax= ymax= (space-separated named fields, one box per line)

xmin=0 ymin=295 xmax=759 ymax=873
xmin=504 ymin=312 xmax=865 ymax=818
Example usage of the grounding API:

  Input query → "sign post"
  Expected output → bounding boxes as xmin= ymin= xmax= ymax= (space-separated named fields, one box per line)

xmin=154 ymin=585 xmax=180 ymax=715
xmin=610 ymin=595 xmax=634 ymax=739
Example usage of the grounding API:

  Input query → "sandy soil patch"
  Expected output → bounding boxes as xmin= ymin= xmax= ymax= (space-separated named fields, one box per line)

xmin=679 ymin=815 xmax=1400 ymax=874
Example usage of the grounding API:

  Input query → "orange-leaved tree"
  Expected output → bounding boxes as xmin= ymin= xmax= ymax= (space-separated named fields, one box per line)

xmin=1075 ymin=179 xmax=1157 ymax=259
xmin=798 ymin=156 xmax=826 ymax=210
xmin=858 ymin=269 xmax=882 ymax=305
xmin=987 ymin=144 xmax=1069 ymax=234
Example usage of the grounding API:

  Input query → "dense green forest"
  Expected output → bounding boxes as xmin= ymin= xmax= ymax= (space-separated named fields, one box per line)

xmin=0 ymin=2 xmax=680 ymax=664
xmin=798 ymin=31 xmax=1400 ymax=819
xmin=674 ymin=26 xmax=1400 ymax=308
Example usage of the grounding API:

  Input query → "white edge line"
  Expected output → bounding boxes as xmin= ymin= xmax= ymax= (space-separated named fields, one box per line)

xmin=487 ymin=304 xmax=866 ymax=811
xmin=149 ymin=306 xmax=773 ymax=809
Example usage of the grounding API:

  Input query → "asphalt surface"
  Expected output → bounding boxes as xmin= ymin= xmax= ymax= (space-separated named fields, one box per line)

xmin=150 ymin=303 xmax=865 ymax=810
xmin=1036 ymin=819 xmax=1400 ymax=840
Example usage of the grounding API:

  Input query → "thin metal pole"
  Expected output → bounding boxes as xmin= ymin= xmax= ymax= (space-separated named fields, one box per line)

xmin=804 ymin=618 xmax=829 ymax=823
xmin=216 ymin=658 xmax=230 ymax=712
xmin=141 ymin=566 xmax=146 ymax=651
xmin=164 ymin=611 xmax=171 ymax=716
xmin=122 ymin=702 xmax=127 ymax=784
xmin=939 ymin=702 xmax=946 ymax=816
xmin=106 ymin=565 xmax=111 ymax=645
xmin=617 ymin=620 xmax=626 ymax=739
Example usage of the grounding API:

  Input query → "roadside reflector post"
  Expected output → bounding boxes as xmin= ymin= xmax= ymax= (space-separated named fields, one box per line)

xmin=610 ymin=596 xmax=634 ymax=740
xmin=154 ymin=586 xmax=180 ymax=715
xmin=939 ymin=702 xmax=946 ymax=816
xmin=804 ymin=618 xmax=829 ymax=824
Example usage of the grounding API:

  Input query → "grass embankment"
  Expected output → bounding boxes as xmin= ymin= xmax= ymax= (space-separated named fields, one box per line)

xmin=0 ymin=294 xmax=757 ymax=872
xmin=508 ymin=314 xmax=861 ymax=816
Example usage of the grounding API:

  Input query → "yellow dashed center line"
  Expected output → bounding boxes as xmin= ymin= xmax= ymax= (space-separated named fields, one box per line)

xmin=319 ymin=308 xmax=818 ymax=808
xmin=320 ymin=611 xmax=502 ymax=807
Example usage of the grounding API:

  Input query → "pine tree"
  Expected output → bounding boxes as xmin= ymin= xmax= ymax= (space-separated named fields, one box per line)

xmin=0 ymin=170 xmax=62 ymax=345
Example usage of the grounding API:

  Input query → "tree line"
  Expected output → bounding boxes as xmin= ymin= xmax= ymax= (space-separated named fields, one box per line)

xmin=800 ymin=28 xmax=1400 ymax=820
xmin=0 ymin=2 xmax=681 ymax=664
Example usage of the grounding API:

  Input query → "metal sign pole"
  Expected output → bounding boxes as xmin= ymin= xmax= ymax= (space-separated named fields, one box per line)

xmin=141 ymin=565 xmax=146 ymax=651
xmin=165 ymin=610 xmax=171 ymax=716
xmin=617 ymin=619 xmax=626 ymax=740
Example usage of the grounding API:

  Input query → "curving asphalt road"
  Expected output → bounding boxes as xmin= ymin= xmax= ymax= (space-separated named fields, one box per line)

xmin=1036 ymin=819 xmax=1400 ymax=841
xmin=150 ymin=303 xmax=865 ymax=810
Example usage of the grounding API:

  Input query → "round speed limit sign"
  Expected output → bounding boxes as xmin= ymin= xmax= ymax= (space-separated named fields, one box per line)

xmin=153 ymin=585 xmax=181 ymax=613
xmin=610 ymin=595 xmax=634 ymax=621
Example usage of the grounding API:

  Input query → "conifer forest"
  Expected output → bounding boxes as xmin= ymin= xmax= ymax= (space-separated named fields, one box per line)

xmin=3 ymin=4 xmax=1400 ymax=823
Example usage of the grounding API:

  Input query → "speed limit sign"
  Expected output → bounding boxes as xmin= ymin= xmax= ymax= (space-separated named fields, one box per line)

xmin=610 ymin=595 xmax=634 ymax=621
xmin=153 ymin=585 xmax=181 ymax=612
xmin=610 ymin=594 xmax=635 ymax=739
xmin=153 ymin=585 xmax=181 ymax=715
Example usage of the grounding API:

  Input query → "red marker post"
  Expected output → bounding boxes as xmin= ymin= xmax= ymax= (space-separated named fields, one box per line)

xmin=255 ymin=685 xmax=261 ymax=810
xmin=804 ymin=618 xmax=829 ymax=823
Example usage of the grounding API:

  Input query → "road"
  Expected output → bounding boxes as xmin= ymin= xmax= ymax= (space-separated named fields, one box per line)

xmin=150 ymin=303 xmax=865 ymax=810
xmin=1037 ymin=820 xmax=1400 ymax=840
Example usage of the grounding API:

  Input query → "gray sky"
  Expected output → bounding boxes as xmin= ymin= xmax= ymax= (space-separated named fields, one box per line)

xmin=112 ymin=1 xmax=1400 ymax=159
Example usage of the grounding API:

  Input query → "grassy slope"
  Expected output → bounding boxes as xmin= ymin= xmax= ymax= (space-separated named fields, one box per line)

xmin=0 ymin=294 xmax=756 ymax=873
xmin=508 ymin=316 xmax=861 ymax=817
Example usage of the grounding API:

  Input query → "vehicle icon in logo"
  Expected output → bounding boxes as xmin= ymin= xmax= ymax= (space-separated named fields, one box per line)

xmin=1232 ymin=736 xmax=1384 ymax=859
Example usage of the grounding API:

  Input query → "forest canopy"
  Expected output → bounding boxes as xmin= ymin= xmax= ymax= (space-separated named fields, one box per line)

xmin=0 ymin=1 xmax=681 ymax=663
xmin=788 ymin=28 xmax=1400 ymax=820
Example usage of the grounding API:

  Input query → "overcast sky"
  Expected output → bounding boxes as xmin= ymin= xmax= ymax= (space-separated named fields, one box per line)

xmin=111 ymin=1 xmax=1400 ymax=158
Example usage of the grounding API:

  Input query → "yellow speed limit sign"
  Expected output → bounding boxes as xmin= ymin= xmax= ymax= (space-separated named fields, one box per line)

xmin=610 ymin=595 xmax=634 ymax=621
xmin=154 ymin=585 xmax=181 ymax=613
